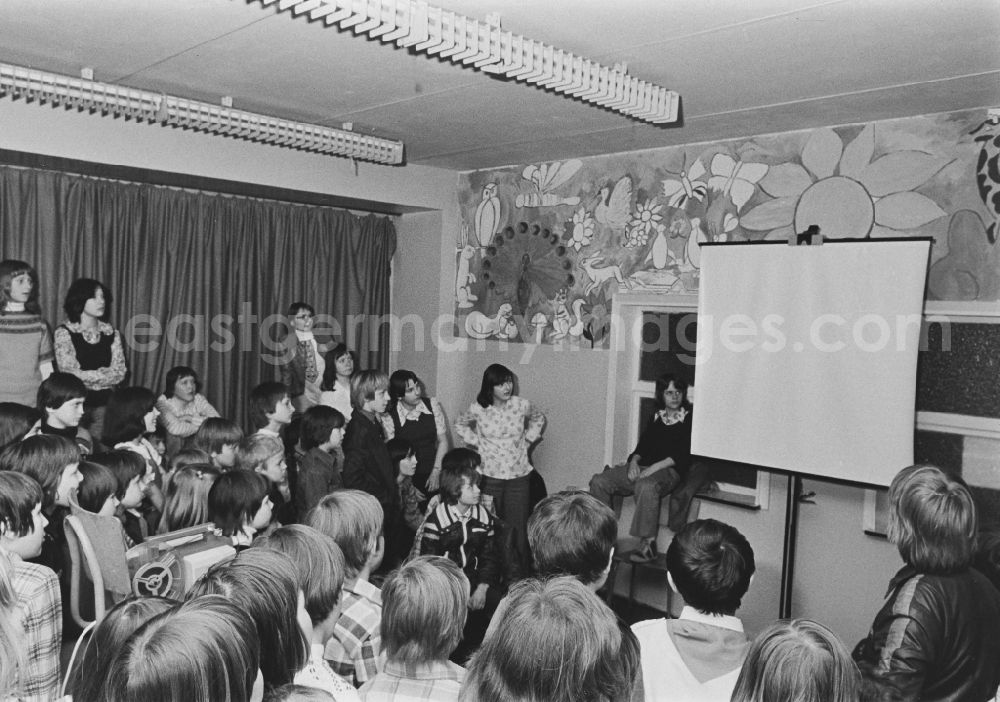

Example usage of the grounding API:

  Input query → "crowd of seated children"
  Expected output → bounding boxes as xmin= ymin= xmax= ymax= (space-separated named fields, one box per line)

xmin=295 ymin=405 xmax=346 ymax=516
xmin=732 ymin=618 xmax=861 ymax=702
xmin=27 ymin=372 xmax=93 ymax=455
xmin=418 ymin=447 xmax=501 ymax=662
xmin=239 ymin=433 xmax=294 ymax=525
xmin=631 ymin=518 xmax=755 ymax=702
xmin=155 ymin=365 xmax=220 ymax=459
xmin=359 ymin=556 xmax=469 ymax=701
xmin=256 ymin=525 xmax=359 ymax=701
xmin=192 ymin=416 xmax=244 ymax=470
xmin=6 ymin=303 xmax=1000 ymax=702
xmin=208 ymin=469 xmax=274 ymax=548
xmin=305 ymin=489 xmax=385 ymax=688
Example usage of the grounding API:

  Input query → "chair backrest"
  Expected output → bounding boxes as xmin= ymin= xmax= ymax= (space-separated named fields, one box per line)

xmin=63 ymin=515 xmax=108 ymax=629
xmin=68 ymin=503 xmax=133 ymax=595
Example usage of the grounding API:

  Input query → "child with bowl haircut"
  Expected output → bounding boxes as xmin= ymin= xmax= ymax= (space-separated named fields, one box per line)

xmin=0 ymin=472 xmax=61 ymax=701
xmin=207 ymin=469 xmax=273 ymax=548
xmin=419 ymin=447 xmax=500 ymax=662
xmin=29 ymin=371 xmax=93 ymax=455
xmin=295 ymin=405 xmax=346 ymax=516
xmin=192 ymin=417 xmax=244 ymax=470
xmin=631 ymin=518 xmax=755 ymax=702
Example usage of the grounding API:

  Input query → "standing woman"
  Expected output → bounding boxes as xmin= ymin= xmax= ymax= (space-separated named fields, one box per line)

xmin=454 ymin=364 xmax=545 ymax=571
xmin=319 ymin=343 xmax=357 ymax=423
xmin=382 ymin=370 xmax=449 ymax=493
xmin=155 ymin=366 xmax=220 ymax=459
xmin=280 ymin=302 xmax=327 ymax=414
xmin=54 ymin=278 xmax=127 ymax=443
xmin=0 ymin=260 xmax=53 ymax=406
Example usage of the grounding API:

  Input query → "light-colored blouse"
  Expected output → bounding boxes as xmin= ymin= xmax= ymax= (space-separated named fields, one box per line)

xmin=155 ymin=393 xmax=220 ymax=438
xmin=454 ymin=396 xmax=545 ymax=480
xmin=320 ymin=381 xmax=354 ymax=423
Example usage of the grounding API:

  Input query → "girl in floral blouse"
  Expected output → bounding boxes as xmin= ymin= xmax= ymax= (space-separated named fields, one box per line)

xmin=54 ymin=278 xmax=127 ymax=443
xmin=454 ymin=364 xmax=545 ymax=573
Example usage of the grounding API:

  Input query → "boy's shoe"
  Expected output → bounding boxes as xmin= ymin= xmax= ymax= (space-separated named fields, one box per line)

xmin=630 ymin=540 xmax=657 ymax=563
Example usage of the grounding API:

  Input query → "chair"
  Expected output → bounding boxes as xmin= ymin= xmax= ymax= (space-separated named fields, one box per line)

xmin=602 ymin=493 xmax=703 ymax=615
xmin=64 ymin=506 xmax=134 ymax=628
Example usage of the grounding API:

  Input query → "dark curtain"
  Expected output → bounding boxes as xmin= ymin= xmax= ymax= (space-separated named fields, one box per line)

xmin=0 ymin=165 xmax=397 ymax=430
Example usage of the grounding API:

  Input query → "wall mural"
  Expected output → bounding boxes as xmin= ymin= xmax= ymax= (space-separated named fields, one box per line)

xmin=455 ymin=108 xmax=1000 ymax=348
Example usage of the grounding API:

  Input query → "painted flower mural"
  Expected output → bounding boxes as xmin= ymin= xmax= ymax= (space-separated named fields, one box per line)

xmin=623 ymin=199 xmax=665 ymax=249
xmin=456 ymin=110 xmax=998 ymax=349
xmin=740 ymin=124 xmax=951 ymax=239
xmin=568 ymin=207 xmax=595 ymax=251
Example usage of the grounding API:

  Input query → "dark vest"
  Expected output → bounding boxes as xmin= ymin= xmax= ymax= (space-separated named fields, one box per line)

xmin=58 ymin=325 xmax=115 ymax=406
xmin=390 ymin=397 xmax=437 ymax=486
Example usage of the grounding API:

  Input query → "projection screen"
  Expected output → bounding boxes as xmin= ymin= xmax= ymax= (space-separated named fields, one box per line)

xmin=690 ymin=240 xmax=931 ymax=487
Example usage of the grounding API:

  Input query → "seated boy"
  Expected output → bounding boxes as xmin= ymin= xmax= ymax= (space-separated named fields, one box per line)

xmin=192 ymin=417 xmax=244 ymax=471
xmin=250 ymin=381 xmax=295 ymax=439
xmin=419 ymin=447 xmax=500 ymax=661
xmin=28 ymin=371 xmax=93 ymax=455
xmin=527 ymin=490 xmax=617 ymax=591
xmin=0 ymin=471 xmax=62 ymax=701
xmin=256 ymin=524 xmax=357 ymax=697
xmin=238 ymin=433 xmax=295 ymax=526
xmin=359 ymin=556 xmax=469 ymax=701
xmin=853 ymin=464 xmax=1000 ymax=701
xmin=632 ymin=518 xmax=754 ymax=702
xmin=306 ymin=489 xmax=385 ymax=688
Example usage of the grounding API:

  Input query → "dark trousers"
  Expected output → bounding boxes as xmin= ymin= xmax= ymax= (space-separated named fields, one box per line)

xmin=481 ymin=472 xmax=532 ymax=575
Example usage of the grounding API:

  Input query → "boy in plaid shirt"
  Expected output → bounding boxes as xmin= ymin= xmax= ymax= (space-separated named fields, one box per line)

xmin=306 ymin=489 xmax=386 ymax=687
xmin=0 ymin=471 xmax=62 ymax=701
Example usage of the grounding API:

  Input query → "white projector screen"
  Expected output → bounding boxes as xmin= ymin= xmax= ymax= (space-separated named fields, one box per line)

xmin=691 ymin=240 xmax=930 ymax=487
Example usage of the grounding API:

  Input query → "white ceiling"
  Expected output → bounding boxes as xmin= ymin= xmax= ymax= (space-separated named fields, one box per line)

xmin=0 ymin=0 xmax=997 ymax=172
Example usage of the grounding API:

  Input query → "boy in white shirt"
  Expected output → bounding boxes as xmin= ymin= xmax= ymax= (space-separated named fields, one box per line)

xmin=631 ymin=519 xmax=755 ymax=702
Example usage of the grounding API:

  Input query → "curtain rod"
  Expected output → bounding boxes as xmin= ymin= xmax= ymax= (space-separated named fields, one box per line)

xmin=0 ymin=148 xmax=410 ymax=216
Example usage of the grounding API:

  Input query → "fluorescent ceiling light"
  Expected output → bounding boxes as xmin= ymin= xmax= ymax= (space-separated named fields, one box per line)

xmin=261 ymin=0 xmax=680 ymax=125
xmin=0 ymin=62 xmax=405 ymax=165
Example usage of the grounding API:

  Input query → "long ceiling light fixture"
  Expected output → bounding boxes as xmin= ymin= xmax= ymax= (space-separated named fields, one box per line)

xmin=260 ymin=0 xmax=680 ymax=125
xmin=0 ymin=62 xmax=405 ymax=165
